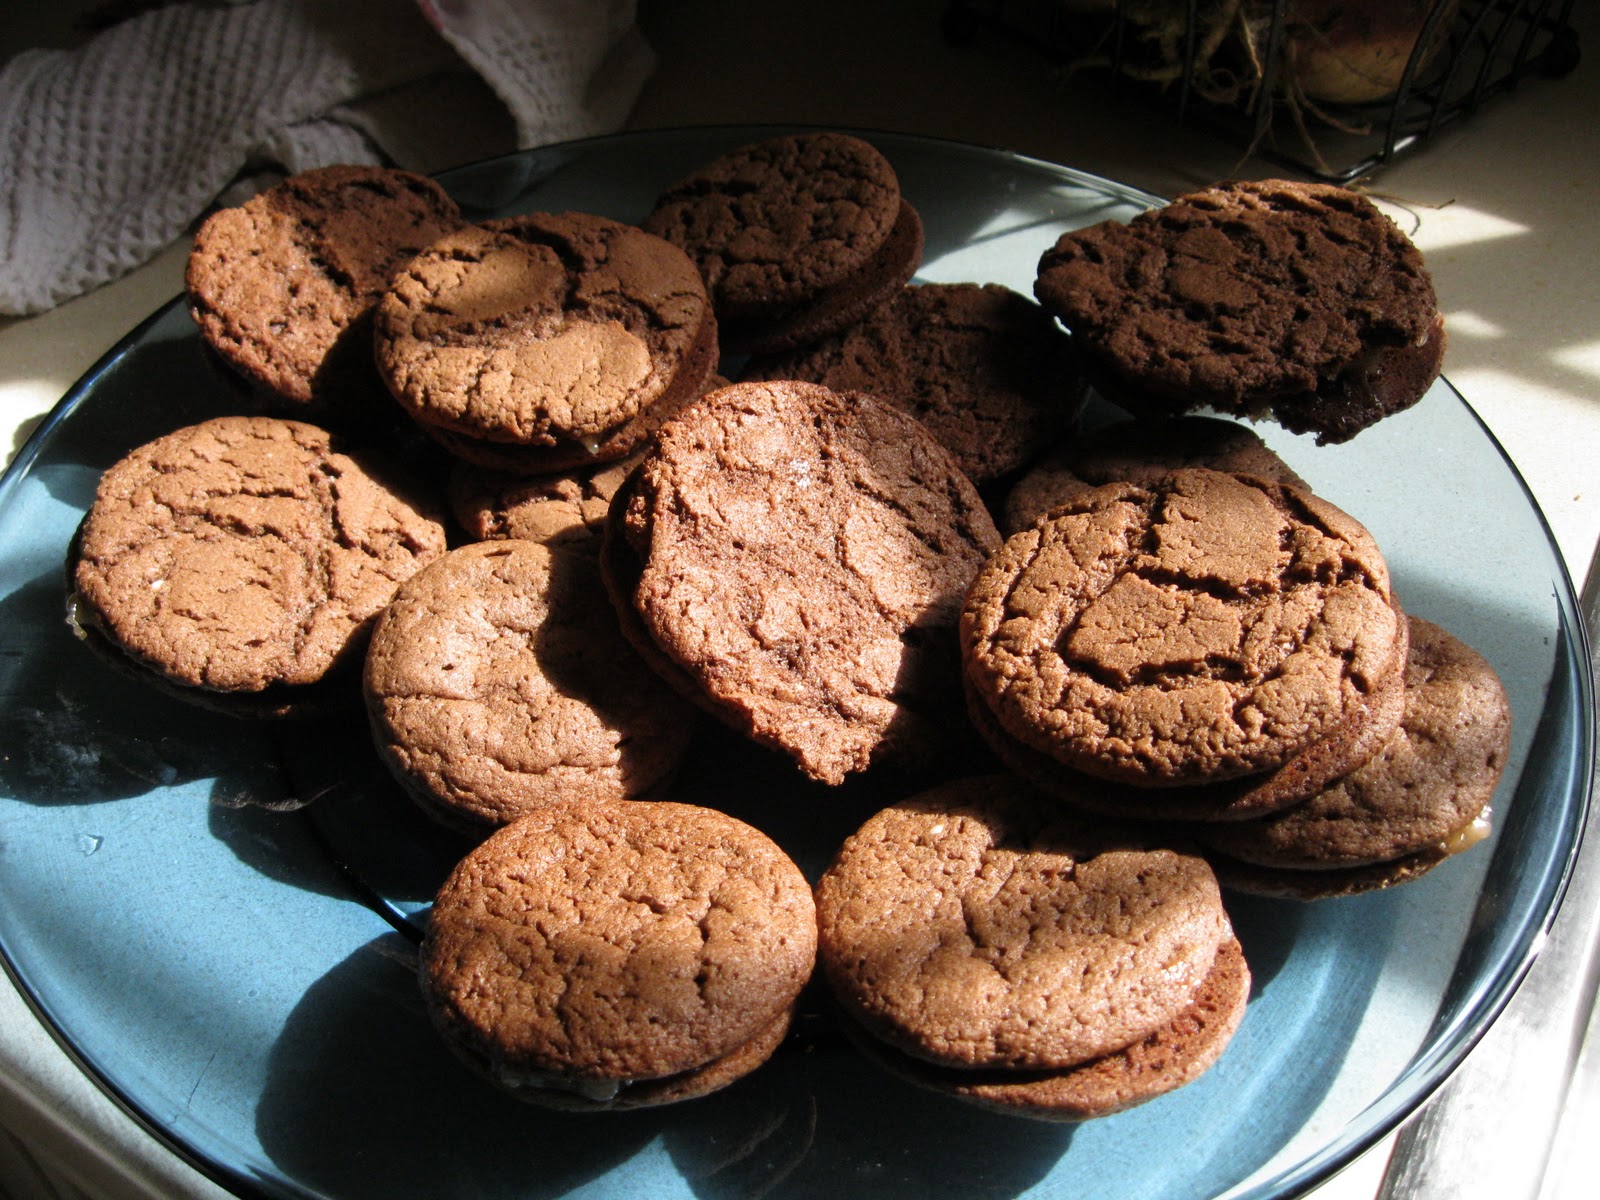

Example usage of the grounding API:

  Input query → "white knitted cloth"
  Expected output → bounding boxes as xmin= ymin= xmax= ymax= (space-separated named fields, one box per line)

xmin=0 ymin=0 xmax=655 ymax=315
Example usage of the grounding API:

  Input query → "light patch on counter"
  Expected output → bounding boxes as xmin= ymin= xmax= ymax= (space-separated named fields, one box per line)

xmin=1374 ymin=201 xmax=1529 ymax=253
xmin=1551 ymin=339 xmax=1600 ymax=383
xmin=1442 ymin=311 xmax=1505 ymax=340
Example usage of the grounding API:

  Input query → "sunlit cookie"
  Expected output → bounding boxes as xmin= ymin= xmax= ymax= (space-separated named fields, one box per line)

xmin=69 ymin=415 xmax=447 ymax=718
xmin=419 ymin=801 xmax=816 ymax=1109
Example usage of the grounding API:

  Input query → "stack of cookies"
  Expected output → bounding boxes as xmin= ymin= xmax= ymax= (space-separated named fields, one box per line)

xmin=60 ymin=132 xmax=1514 ymax=1124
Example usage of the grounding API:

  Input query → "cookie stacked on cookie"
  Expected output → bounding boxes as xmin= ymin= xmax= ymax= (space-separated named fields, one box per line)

xmin=815 ymin=776 xmax=1250 ymax=1120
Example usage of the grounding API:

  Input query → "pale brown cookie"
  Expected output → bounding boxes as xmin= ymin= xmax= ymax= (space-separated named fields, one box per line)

xmin=374 ymin=210 xmax=716 ymax=471
xmin=69 ymin=416 xmax=447 ymax=717
xmin=962 ymin=468 xmax=1405 ymax=788
xmin=1195 ymin=616 xmax=1509 ymax=897
xmin=419 ymin=801 xmax=816 ymax=1109
xmin=1034 ymin=179 xmax=1444 ymax=444
xmin=186 ymin=165 xmax=463 ymax=418
xmin=604 ymin=380 xmax=1002 ymax=785
xmin=363 ymin=540 xmax=698 ymax=832
xmin=642 ymin=132 xmax=923 ymax=355
xmin=1001 ymin=415 xmax=1308 ymax=535
xmin=814 ymin=775 xmax=1236 ymax=1071
xmin=741 ymin=282 xmax=1080 ymax=485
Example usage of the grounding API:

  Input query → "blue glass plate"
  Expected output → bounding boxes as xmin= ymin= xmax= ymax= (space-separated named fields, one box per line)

xmin=0 ymin=128 xmax=1591 ymax=1200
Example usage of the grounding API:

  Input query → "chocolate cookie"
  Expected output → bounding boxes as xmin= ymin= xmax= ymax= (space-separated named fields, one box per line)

xmin=1001 ymin=415 xmax=1308 ymax=535
xmin=69 ymin=416 xmax=448 ymax=716
xmin=741 ymin=282 xmax=1080 ymax=485
xmin=186 ymin=165 xmax=463 ymax=416
xmin=364 ymin=540 xmax=698 ymax=832
xmin=840 ymin=936 xmax=1250 ymax=1121
xmin=1195 ymin=617 xmax=1509 ymax=898
xmin=962 ymin=468 xmax=1405 ymax=788
xmin=642 ymin=132 xmax=923 ymax=354
xmin=445 ymin=375 xmax=731 ymax=550
xmin=419 ymin=800 xmax=816 ymax=1109
xmin=1034 ymin=179 xmax=1445 ymax=444
xmin=374 ymin=210 xmax=716 ymax=471
xmin=964 ymin=623 xmax=1410 ymax=822
xmin=604 ymin=380 xmax=1002 ymax=785
xmin=814 ymin=775 xmax=1237 ymax=1071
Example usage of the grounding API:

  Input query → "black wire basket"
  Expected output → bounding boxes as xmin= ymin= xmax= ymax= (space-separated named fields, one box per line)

xmin=945 ymin=0 xmax=1581 ymax=182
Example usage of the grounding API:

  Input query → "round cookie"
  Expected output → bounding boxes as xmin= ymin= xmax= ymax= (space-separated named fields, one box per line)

xmin=1001 ymin=415 xmax=1308 ymax=535
xmin=963 ymin=622 xmax=1410 ymax=823
xmin=418 ymin=800 xmax=817 ymax=1108
xmin=642 ymin=132 xmax=923 ymax=354
xmin=1193 ymin=616 xmax=1509 ymax=896
xmin=363 ymin=540 xmax=698 ymax=832
xmin=374 ymin=210 xmax=716 ymax=471
xmin=962 ymin=468 xmax=1406 ymax=788
xmin=186 ymin=164 xmax=463 ymax=416
xmin=839 ymin=936 xmax=1250 ymax=1121
xmin=741 ymin=282 xmax=1081 ymax=485
xmin=814 ymin=775 xmax=1235 ymax=1070
xmin=604 ymin=380 xmax=1003 ymax=785
xmin=70 ymin=416 xmax=447 ymax=716
xmin=1033 ymin=179 xmax=1445 ymax=444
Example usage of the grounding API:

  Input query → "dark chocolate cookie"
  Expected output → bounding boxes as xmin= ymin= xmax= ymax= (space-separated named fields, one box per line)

xmin=962 ymin=468 xmax=1405 ymax=787
xmin=642 ymin=132 xmax=923 ymax=354
xmin=742 ymin=282 xmax=1080 ymax=485
xmin=419 ymin=800 xmax=816 ymax=1108
xmin=814 ymin=775 xmax=1236 ymax=1070
xmin=604 ymin=380 xmax=1002 ymax=785
xmin=186 ymin=165 xmax=463 ymax=416
xmin=69 ymin=416 xmax=448 ymax=715
xmin=374 ymin=210 xmax=715 ymax=470
xmin=1034 ymin=179 xmax=1444 ymax=444
xmin=364 ymin=540 xmax=698 ymax=832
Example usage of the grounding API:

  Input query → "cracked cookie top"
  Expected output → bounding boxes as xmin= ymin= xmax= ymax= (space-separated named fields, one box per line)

xmin=186 ymin=165 xmax=463 ymax=409
xmin=815 ymin=775 xmax=1233 ymax=1070
xmin=1034 ymin=179 xmax=1442 ymax=443
xmin=419 ymin=799 xmax=816 ymax=1086
xmin=363 ymin=539 xmax=697 ymax=832
xmin=374 ymin=210 xmax=713 ymax=456
xmin=962 ymin=468 xmax=1403 ymax=787
xmin=605 ymin=380 xmax=1002 ymax=785
xmin=71 ymin=415 xmax=447 ymax=695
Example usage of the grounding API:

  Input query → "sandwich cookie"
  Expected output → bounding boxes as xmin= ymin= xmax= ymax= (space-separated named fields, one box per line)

xmin=364 ymin=540 xmax=698 ymax=833
xmin=374 ymin=210 xmax=716 ymax=472
xmin=1034 ymin=179 xmax=1444 ymax=444
xmin=419 ymin=800 xmax=817 ymax=1109
xmin=642 ymin=132 xmax=923 ymax=355
xmin=69 ymin=415 xmax=447 ymax=717
xmin=186 ymin=164 xmax=463 ymax=419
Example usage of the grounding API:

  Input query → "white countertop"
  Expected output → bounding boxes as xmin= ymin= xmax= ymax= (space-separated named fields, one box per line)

xmin=3 ymin=3 xmax=1596 ymax=1199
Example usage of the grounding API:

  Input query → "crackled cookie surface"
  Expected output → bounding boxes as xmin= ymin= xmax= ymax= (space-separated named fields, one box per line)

xmin=742 ymin=282 xmax=1079 ymax=484
xmin=606 ymin=380 xmax=1002 ymax=785
xmin=815 ymin=776 xmax=1233 ymax=1070
xmin=419 ymin=801 xmax=816 ymax=1106
xmin=1196 ymin=616 xmax=1509 ymax=879
xmin=71 ymin=416 xmax=447 ymax=701
xmin=364 ymin=540 xmax=696 ymax=831
xmin=187 ymin=165 xmax=462 ymax=410
xmin=642 ymin=132 xmax=922 ymax=353
xmin=1034 ymin=179 xmax=1443 ymax=443
xmin=963 ymin=468 xmax=1403 ymax=787
xmin=375 ymin=210 xmax=714 ymax=468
